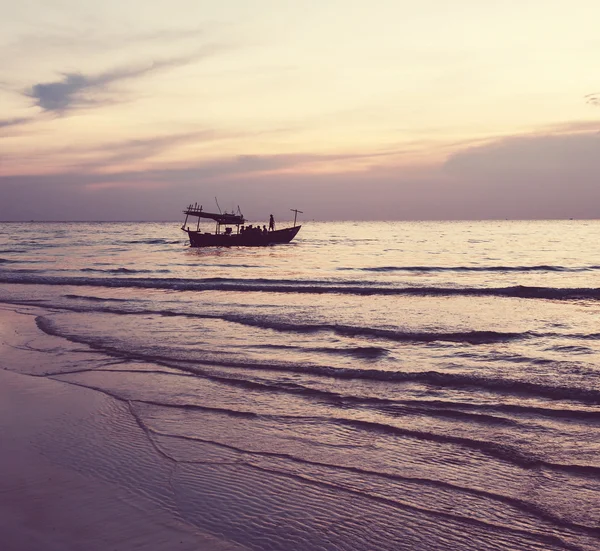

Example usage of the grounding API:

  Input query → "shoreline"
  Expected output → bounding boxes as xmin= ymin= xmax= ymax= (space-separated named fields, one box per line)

xmin=0 ymin=305 xmax=244 ymax=551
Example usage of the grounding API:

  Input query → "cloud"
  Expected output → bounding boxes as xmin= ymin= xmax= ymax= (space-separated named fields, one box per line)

xmin=585 ymin=93 xmax=600 ymax=107
xmin=26 ymin=72 xmax=90 ymax=112
xmin=445 ymin=131 xmax=600 ymax=175
xmin=1 ymin=126 xmax=297 ymax=172
xmin=4 ymin=129 xmax=600 ymax=221
xmin=0 ymin=161 xmax=431 ymax=222
xmin=442 ymin=129 xmax=600 ymax=218
xmin=3 ymin=126 xmax=399 ymax=176
xmin=76 ymin=130 xmax=226 ymax=168
xmin=93 ymin=149 xmax=395 ymax=183
xmin=0 ymin=25 xmax=211 ymax=79
xmin=24 ymin=46 xmax=224 ymax=113
xmin=536 ymin=120 xmax=600 ymax=134
xmin=0 ymin=148 xmax=399 ymax=193
xmin=0 ymin=117 xmax=32 ymax=129
xmin=5 ymin=26 xmax=206 ymax=59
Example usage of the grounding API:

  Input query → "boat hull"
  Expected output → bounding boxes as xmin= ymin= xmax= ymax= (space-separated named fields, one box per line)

xmin=185 ymin=225 xmax=301 ymax=247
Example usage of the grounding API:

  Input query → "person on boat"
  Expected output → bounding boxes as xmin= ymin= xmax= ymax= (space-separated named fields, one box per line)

xmin=269 ymin=214 xmax=275 ymax=231
xmin=262 ymin=225 xmax=268 ymax=235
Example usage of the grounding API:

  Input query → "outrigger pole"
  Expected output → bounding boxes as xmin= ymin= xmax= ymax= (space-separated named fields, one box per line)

xmin=290 ymin=208 xmax=303 ymax=227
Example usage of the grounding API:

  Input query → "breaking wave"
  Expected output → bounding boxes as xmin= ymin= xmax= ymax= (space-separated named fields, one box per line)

xmin=25 ymin=297 xmax=530 ymax=345
xmin=1 ymin=272 xmax=599 ymax=300
xmin=343 ymin=265 xmax=600 ymax=273
xmin=33 ymin=315 xmax=600 ymax=405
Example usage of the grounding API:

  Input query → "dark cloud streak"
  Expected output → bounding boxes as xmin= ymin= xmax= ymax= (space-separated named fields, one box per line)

xmin=0 ymin=117 xmax=33 ymax=129
xmin=4 ymin=130 xmax=600 ymax=221
xmin=585 ymin=93 xmax=600 ymax=107
xmin=24 ymin=45 xmax=225 ymax=114
xmin=444 ymin=131 xmax=600 ymax=174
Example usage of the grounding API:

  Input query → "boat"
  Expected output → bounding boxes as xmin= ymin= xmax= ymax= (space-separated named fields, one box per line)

xmin=181 ymin=204 xmax=302 ymax=247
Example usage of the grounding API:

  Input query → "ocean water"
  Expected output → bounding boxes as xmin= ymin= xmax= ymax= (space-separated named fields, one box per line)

xmin=1 ymin=220 xmax=599 ymax=550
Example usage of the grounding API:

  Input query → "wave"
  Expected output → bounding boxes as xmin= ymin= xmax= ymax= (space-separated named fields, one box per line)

xmin=63 ymin=294 xmax=132 ymax=303
xmin=34 ymin=298 xmax=529 ymax=345
xmin=129 ymin=397 xmax=600 ymax=481
xmin=225 ymin=318 xmax=525 ymax=344
xmin=53 ymin=361 xmax=600 ymax=423
xmin=325 ymin=417 xmax=600 ymax=475
xmin=34 ymin=315 xmax=600 ymax=405
xmin=11 ymin=292 xmax=600 ymax=346
xmin=2 ymin=273 xmax=600 ymax=300
xmin=140 ymin=423 xmax=600 ymax=542
xmin=122 ymin=238 xmax=182 ymax=245
xmin=53 ymin=361 xmax=600 ymax=485
xmin=231 ymin=365 xmax=600 ymax=406
xmin=5 ymin=294 xmax=598 ymax=346
xmin=311 ymin=346 xmax=390 ymax=359
xmin=248 ymin=343 xmax=391 ymax=360
xmin=152 ymin=361 xmax=600 ymax=406
xmin=547 ymin=345 xmax=594 ymax=354
xmin=343 ymin=265 xmax=600 ymax=273
xmin=80 ymin=267 xmax=171 ymax=274
xmin=0 ymin=258 xmax=46 ymax=264
xmin=40 ymin=380 xmax=595 ymax=544
xmin=397 ymin=398 xmax=600 ymax=421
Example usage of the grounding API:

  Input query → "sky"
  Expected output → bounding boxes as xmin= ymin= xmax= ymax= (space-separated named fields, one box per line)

xmin=1 ymin=0 xmax=599 ymax=221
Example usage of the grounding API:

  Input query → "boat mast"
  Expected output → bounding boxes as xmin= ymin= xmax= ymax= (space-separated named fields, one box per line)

xmin=290 ymin=208 xmax=303 ymax=227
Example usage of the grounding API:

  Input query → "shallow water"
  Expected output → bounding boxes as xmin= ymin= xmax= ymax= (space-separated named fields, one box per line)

xmin=1 ymin=220 xmax=599 ymax=550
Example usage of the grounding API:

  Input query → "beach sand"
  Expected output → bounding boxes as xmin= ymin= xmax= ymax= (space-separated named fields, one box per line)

xmin=0 ymin=306 xmax=245 ymax=551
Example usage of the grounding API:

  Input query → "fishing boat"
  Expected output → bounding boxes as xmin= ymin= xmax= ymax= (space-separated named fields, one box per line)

xmin=181 ymin=204 xmax=302 ymax=247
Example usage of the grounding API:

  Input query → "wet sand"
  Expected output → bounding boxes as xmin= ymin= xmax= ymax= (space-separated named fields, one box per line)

xmin=0 ymin=307 xmax=244 ymax=551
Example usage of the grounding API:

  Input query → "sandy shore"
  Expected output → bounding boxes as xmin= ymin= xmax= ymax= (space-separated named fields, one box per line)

xmin=0 ymin=306 xmax=244 ymax=551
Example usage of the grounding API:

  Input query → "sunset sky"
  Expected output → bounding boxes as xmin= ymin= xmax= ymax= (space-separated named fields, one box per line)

xmin=1 ymin=0 xmax=599 ymax=221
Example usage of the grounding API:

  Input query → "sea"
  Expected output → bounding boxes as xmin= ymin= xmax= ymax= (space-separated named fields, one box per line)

xmin=0 ymin=219 xmax=599 ymax=551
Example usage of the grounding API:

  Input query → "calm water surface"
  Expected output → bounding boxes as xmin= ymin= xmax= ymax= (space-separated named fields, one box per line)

xmin=1 ymin=220 xmax=599 ymax=550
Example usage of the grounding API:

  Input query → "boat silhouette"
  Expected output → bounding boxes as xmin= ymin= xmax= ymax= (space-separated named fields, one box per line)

xmin=181 ymin=204 xmax=302 ymax=247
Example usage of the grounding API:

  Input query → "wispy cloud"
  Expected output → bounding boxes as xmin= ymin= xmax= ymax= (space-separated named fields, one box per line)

xmin=24 ymin=45 xmax=225 ymax=114
xmin=0 ymin=149 xmax=413 ymax=221
xmin=585 ymin=93 xmax=600 ymax=107
xmin=9 ymin=25 xmax=206 ymax=53
xmin=2 ymin=148 xmax=399 ymax=187
xmin=77 ymin=130 xmax=228 ymax=169
xmin=0 ymin=25 xmax=210 ymax=74
xmin=14 ymin=26 xmax=206 ymax=53
xmin=0 ymin=116 xmax=32 ymax=129
xmin=4 ymin=133 xmax=600 ymax=221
